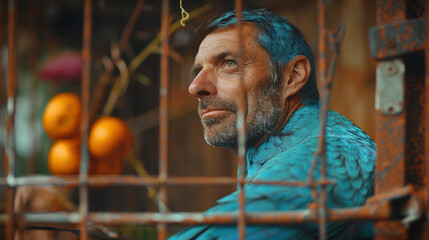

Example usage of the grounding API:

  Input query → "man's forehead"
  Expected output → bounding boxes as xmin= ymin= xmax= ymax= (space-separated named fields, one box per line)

xmin=194 ymin=23 xmax=259 ymax=63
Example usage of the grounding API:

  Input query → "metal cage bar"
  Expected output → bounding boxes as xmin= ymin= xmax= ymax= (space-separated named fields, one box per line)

xmin=233 ymin=0 xmax=247 ymax=239
xmin=78 ymin=0 xmax=93 ymax=239
xmin=374 ymin=0 xmax=410 ymax=239
xmin=158 ymin=0 xmax=170 ymax=238
xmin=316 ymin=1 xmax=328 ymax=239
xmin=0 ymin=0 xmax=5 ymax=103
xmin=425 ymin=2 xmax=429 ymax=240
xmin=5 ymin=0 xmax=17 ymax=239
xmin=0 ymin=175 xmax=334 ymax=187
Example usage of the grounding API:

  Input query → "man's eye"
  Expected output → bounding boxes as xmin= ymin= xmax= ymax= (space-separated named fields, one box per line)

xmin=224 ymin=60 xmax=237 ymax=68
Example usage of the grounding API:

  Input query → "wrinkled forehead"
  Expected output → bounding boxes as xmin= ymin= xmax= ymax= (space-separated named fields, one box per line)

xmin=194 ymin=23 xmax=260 ymax=64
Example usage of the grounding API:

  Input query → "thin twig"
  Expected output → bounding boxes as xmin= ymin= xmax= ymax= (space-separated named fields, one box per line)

xmin=90 ymin=0 xmax=145 ymax=121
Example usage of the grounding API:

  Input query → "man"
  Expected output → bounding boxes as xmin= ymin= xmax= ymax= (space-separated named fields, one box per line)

xmin=171 ymin=9 xmax=376 ymax=239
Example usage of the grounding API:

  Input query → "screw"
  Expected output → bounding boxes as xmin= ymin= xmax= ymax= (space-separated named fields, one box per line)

xmin=386 ymin=63 xmax=398 ymax=75
xmin=387 ymin=39 xmax=396 ymax=48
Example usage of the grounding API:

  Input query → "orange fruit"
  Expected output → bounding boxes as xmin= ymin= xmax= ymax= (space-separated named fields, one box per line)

xmin=48 ymin=138 xmax=81 ymax=175
xmin=88 ymin=116 xmax=133 ymax=158
xmin=42 ymin=93 xmax=82 ymax=140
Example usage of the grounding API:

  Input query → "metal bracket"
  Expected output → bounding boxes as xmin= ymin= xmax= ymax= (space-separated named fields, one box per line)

xmin=369 ymin=18 xmax=426 ymax=60
xmin=375 ymin=59 xmax=405 ymax=115
xmin=366 ymin=185 xmax=422 ymax=227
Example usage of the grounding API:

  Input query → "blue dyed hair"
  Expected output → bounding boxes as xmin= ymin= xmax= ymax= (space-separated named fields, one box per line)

xmin=197 ymin=9 xmax=319 ymax=104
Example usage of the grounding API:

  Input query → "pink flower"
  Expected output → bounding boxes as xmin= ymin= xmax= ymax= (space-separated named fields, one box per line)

xmin=39 ymin=53 xmax=82 ymax=82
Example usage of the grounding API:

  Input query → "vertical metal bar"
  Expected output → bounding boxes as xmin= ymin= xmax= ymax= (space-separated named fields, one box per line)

xmin=400 ymin=1 xmax=428 ymax=239
xmin=374 ymin=0 xmax=407 ymax=239
xmin=0 ymin=0 xmax=4 ymax=103
xmin=234 ymin=0 xmax=246 ymax=239
xmin=80 ymin=0 xmax=92 ymax=239
xmin=158 ymin=0 xmax=170 ymax=239
xmin=317 ymin=1 xmax=328 ymax=239
xmin=424 ymin=1 xmax=429 ymax=239
xmin=5 ymin=0 xmax=17 ymax=239
xmin=6 ymin=0 xmax=17 ymax=185
xmin=318 ymin=0 xmax=328 ymax=79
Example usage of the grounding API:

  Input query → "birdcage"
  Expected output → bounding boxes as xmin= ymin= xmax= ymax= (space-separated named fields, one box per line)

xmin=1 ymin=0 xmax=429 ymax=239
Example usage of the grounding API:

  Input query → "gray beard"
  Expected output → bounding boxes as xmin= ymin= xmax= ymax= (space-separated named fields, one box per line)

xmin=199 ymin=85 xmax=281 ymax=149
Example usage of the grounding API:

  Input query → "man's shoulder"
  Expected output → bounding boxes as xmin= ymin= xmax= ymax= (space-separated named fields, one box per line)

xmin=325 ymin=110 xmax=376 ymax=149
xmin=254 ymin=110 xmax=376 ymax=179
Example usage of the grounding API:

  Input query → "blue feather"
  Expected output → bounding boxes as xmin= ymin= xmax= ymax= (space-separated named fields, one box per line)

xmin=169 ymin=104 xmax=376 ymax=240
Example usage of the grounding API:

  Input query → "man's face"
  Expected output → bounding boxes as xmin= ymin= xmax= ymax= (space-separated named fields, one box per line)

xmin=189 ymin=23 xmax=281 ymax=149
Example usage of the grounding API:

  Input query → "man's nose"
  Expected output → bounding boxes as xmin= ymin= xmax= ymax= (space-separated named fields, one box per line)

xmin=188 ymin=69 xmax=217 ymax=99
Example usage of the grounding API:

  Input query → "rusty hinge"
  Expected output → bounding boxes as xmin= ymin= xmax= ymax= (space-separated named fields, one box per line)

xmin=375 ymin=59 xmax=405 ymax=115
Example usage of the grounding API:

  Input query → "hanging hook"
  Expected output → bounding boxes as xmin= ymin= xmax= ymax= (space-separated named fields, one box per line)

xmin=179 ymin=0 xmax=189 ymax=27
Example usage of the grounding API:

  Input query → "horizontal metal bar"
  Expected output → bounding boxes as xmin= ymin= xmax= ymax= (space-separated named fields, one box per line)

xmin=0 ymin=175 xmax=334 ymax=188
xmin=19 ymin=213 xmax=81 ymax=224
xmin=1 ymin=201 xmax=391 ymax=226
xmin=88 ymin=203 xmax=390 ymax=225
xmin=369 ymin=17 xmax=426 ymax=60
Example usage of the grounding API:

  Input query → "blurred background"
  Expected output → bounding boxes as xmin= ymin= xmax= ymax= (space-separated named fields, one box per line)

xmin=0 ymin=0 xmax=376 ymax=239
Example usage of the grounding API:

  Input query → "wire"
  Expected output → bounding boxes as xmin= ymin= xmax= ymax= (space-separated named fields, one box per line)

xmin=179 ymin=0 xmax=189 ymax=27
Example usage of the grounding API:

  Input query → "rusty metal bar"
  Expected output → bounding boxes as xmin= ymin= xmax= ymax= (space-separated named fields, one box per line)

xmin=0 ymin=0 xmax=4 ymax=104
xmin=307 ymin=0 xmax=337 ymax=239
xmin=5 ymin=0 xmax=17 ymax=239
xmin=317 ymin=1 xmax=328 ymax=239
xmin=374 ymin=0 xmax=407 ymax=239
xmin=2 ymin=201 xmax=392 ymax=226
xmin=234 ymin=0 xmax=246 ymax=239
xmin=6 ymin=0 xmax=17 ymax=187
xmin=317 ymin=0 xmax=328 ymax=80
xmin=401 ymin=1 xmax=429 ymax=239
xmin=90 ymin=201 xmax=391 ymax=225
xmin=2 ymin=184 xmax=416 ymax=226
xmin=0 ymin=175 xmax=334 ymax=188
xmin=369 ymin=17 xmax=426 ymax=60
xmin=307 ymin=2 xmax=346 ymax=240
xmin=158 ymin=0 xmax=170 ymax=238
xmin=79 ymin=0 xmax=93 ymax=239
xmin=424 ymin=1 xmax=429 ymax=239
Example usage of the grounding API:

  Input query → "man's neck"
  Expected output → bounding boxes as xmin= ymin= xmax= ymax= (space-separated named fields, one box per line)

xmin=245 ymin=103 xmax=320 ymax=177
xmin=253 ymin=94 xmax=304 ymax=149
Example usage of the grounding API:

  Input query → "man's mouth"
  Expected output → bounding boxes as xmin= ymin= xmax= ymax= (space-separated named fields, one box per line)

xmin=200 ymin=108 xmax=232 ymax=120
xmin=198 ymin=96 xmax=238 ymax=121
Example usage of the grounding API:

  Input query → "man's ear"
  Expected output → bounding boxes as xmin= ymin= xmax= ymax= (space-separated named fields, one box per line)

xmin=281 ymin=55 xmax=311 ymax=100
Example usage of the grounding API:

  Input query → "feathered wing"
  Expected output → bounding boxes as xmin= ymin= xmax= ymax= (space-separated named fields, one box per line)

xmin=170 ymin=111 xmax=376 ymax=240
